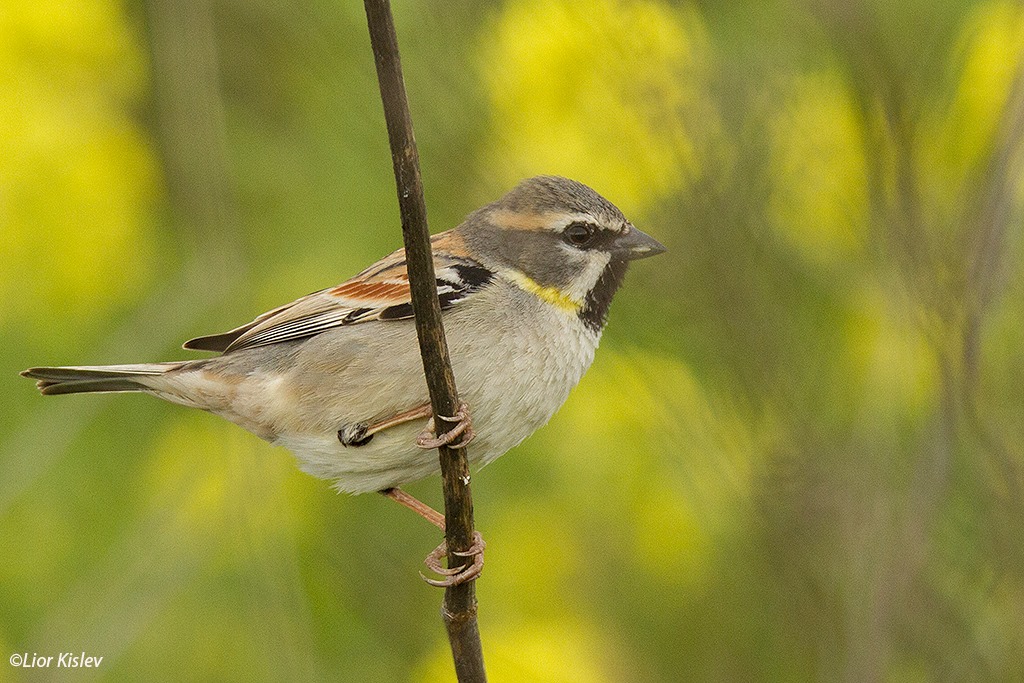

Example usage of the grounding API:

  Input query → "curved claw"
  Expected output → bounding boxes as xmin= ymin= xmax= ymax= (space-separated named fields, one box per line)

xmin=416 ymin=402 xmax=475 ymax=450
xmin=446 ymin=422 xmax=476 ymax=449
xmin=419 ymin=531 xmax=486 ymax=588
xmin=423 ymin=544 xmax=463 ymax=576
xmin=436 ymin=406 xmax=468 ymax=423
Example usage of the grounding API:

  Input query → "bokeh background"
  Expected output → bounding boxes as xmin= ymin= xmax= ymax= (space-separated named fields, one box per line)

xmin=2 ymin=0 xmax=1023 ymax=680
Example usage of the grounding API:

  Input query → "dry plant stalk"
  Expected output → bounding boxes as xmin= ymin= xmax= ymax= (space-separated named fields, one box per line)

xmin=361 ymin=1 xmax=487 ymax=680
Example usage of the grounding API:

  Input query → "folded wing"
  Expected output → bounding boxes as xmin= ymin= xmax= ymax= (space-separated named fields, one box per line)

xmin=184 ymin=237 xmax=494 ymax=354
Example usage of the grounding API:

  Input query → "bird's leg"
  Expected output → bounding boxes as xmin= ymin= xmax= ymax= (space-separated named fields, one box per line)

xmin=339 ymin=403 xmax=434 ymax=447
xmin=380 ymin=487 xmax=485 ymax=587
xmin=381 ymin=486 xmax=445 ymax=530
xmin=415 ymin=401 xmax=475 ymax=449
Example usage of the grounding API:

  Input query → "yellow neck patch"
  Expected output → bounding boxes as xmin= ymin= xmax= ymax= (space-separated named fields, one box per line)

xmin=505 ymin=270 xmax=582 ymax=313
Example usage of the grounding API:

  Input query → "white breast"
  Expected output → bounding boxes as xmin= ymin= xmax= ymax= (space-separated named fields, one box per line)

xmin=447 ymin=282 xmax=601 ymax=468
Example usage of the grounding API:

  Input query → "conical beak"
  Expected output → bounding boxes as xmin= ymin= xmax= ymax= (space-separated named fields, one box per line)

xmin=609 ymin=224 xmax=667 ymax=260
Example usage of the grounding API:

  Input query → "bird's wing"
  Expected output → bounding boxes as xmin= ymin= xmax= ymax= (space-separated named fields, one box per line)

xmin=183 ymin=232 xmax=494 ymax=353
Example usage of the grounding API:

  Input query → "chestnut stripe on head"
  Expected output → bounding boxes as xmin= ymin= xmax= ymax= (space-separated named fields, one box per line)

xmin=489 ymin=209 xmax=612 ymax=234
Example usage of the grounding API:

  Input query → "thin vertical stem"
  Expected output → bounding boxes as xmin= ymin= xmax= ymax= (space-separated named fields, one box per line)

xmin=361 ymin=1 xmax=486 ymax=680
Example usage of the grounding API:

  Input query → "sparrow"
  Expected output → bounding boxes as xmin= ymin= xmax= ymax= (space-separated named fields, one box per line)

xmin=22 ymin=175 xmax=665 ymax=584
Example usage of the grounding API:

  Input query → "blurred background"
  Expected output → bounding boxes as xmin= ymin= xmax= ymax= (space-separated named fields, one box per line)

xmin=2 ymin=0 xmax=1023 ymax=680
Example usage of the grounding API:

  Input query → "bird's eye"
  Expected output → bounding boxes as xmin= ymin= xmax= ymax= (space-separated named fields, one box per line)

xmin=564 ymin=222 xmax=596 ymax=247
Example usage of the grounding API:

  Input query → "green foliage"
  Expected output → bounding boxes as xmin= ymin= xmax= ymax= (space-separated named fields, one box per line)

xmin=2 ymin=0 xmax=1023 ymax=680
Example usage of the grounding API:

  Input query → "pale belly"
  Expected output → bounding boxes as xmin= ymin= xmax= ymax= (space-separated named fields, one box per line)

xmin=263 ymin=292 xmax=601 ymax=493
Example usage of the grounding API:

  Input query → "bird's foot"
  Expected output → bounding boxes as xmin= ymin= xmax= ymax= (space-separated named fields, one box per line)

xmin=420 ymin=531 xmax=486 ymax=587
xmin=416 ymin=402 xmax=475 ymax=449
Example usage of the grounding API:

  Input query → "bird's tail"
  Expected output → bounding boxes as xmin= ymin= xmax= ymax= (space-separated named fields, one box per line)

xmin=21 ymin=363 xmax=187 ymax=396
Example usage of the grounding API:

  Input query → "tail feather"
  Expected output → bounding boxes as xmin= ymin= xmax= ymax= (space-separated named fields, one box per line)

xmin=21 ymin=363 xmax=185 ymax=396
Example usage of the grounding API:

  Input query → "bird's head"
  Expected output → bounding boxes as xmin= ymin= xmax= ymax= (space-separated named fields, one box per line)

xmin=459 ymin=175 xmax=666 ymax=330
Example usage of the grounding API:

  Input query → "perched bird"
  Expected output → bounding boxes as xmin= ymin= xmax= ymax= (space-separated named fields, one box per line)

xmin=23 ymin=175 xmax=665 ymax=583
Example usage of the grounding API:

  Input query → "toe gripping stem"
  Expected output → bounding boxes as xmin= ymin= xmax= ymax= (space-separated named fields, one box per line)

xmin=420 ymin=531 xmax=486 ymax=587
xmin=416 ymin=401 xmax=475 ymax=450
xmin=380 ymin=488 xmax=486 ymax=588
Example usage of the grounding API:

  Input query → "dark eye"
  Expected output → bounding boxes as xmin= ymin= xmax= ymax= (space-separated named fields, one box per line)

xmin=564 ymin=222 xmax=596 ymax=247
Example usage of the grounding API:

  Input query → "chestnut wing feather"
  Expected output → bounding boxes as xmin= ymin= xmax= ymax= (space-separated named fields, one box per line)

xmin=183 ymin=246 xmax=493 ymax=354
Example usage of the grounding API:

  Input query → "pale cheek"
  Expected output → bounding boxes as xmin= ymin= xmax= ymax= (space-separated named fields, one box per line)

xmin=564 ymin=251 xmax=611 ymax=303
